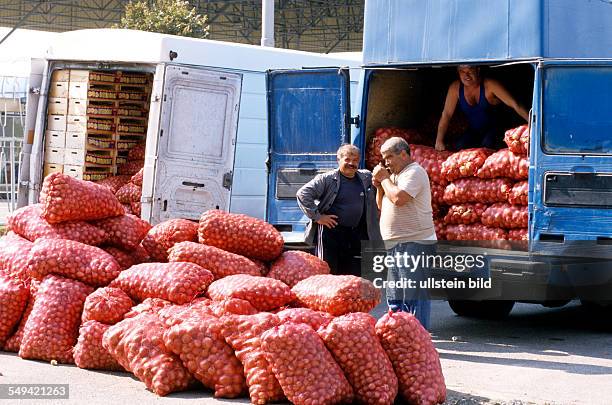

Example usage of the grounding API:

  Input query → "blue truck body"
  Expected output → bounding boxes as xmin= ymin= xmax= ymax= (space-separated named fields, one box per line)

xmin=266 ymin=0 xmax=612 ymax=305
xmin=362 ymin=0 xmax=612 ymax=64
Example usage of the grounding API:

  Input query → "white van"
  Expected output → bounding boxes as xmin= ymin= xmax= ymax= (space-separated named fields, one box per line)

xmin=0 ymin=28 xmax=58 ymax=223
xmin=18 ymin=29 xmax=360 ymax=225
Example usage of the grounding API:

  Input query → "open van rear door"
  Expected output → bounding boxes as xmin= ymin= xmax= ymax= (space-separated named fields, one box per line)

xmin=15 ymin=58 xmax=47 ymax=208
xmin=266 ymin=68 xmax=351 ymax=244
xmin=145 ymin=65 xmax=242 ymax=224
xmin=531 ymin=61 xmax=612 ymax=258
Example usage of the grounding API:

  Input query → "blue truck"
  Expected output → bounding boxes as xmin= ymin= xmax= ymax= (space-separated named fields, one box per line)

xmin=266 ymin=0 xmax=612 ymax=316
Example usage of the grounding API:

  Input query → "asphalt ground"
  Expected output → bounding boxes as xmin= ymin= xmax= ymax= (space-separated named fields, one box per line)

xmin=1 ymin=301 xmax=611 ymax=405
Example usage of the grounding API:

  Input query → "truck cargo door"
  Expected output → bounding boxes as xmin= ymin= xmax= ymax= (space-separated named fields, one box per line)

xmin=531 ymin=61 xmax=612 ymax=257
xmin=266 ymin=68 xmax=351 ymax=244
xmin=149 ymin=65 xmax=241 ymax=224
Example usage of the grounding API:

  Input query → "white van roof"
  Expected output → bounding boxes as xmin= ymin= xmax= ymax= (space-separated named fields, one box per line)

xmin=0 ymin=28 xmax=59 ymax=60
xmin=0 ymin=28 xmax=58 ymax=74
xmin=0 ymin=28 xmax=59 ymax=96
xmin=46 ymin=29 xmax=362 ymax=70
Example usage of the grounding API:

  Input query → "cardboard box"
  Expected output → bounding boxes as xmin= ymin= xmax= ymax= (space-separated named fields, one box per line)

xmin=43 ymin=163 xmax=63 ymax=177
xmin=44 ymin=130 xmax=66 ymax=148
xmin=64 ymin=132 xmax=86 ymax=150
xmin=68 ymin=82 xmax=88 ymax=99
xmin=68 ymin=98 xmax=87 ymax=116
xmin=64 ymin=148 xmax=114 ymax=166
xmin=66 ymin=115 xmax=87 ymax=133
xmin=49 ymin=81 xmax=69 ymax=98
xmin=47 ymin=97 xmax=68 ymax=115
xmin=46 ymin=115 xmax=67 ymax=131
xmin=44 ymin=147 xmax=64 ymax=164
xmin=70 ymin=70 xmax=116 ymax=83
xmin=63 ymin=164 xmax=83 ymax=179
xmin=51 ymin=70 xmax=70 ymax=83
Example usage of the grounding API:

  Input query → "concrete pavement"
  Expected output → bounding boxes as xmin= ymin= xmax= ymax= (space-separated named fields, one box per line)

xmin=1 ymin=301 xmax=611 ymax=405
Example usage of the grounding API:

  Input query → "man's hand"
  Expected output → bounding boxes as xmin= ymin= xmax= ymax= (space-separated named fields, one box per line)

xmin=372 ymin=164 xmax=390 ymax=182
xmin=435 ymin=139 xmax=446 ymax=151
xmin=316 ymin=214 xmax=338 ymax=229
xmin=372 ymin=177 xmax=382 ymax=188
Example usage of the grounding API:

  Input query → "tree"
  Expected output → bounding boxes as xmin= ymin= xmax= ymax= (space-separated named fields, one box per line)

xmin=114 ymin=0 xmax=210 ymax=39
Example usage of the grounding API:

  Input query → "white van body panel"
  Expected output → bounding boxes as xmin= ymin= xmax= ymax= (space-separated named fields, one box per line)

xmin=45 ymin=29 xmax=361 ymax=72
xmin=0 ymin=29 xmax=59 ymax=219
xmin=150 ymin=65 xmax=241 ymax=222
xmin=21 ymin=29 xmax=363 ymax=223
xmin=229 ymin=71 xmax=269 ymax=219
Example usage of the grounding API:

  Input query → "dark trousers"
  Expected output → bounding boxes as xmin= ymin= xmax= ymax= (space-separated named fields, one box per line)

xmin=317 ymin=220 xmax=367 ymax=277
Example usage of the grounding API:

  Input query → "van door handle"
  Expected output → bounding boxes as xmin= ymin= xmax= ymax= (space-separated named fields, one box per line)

xmin=182 ymin=181 xmax=204 ymax=188
xmin=569 ymin=166 xmax=594 ymax=174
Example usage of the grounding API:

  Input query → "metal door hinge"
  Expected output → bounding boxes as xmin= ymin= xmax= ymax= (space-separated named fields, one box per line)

xmin=223 ymin=171 xmax=233 ymax=190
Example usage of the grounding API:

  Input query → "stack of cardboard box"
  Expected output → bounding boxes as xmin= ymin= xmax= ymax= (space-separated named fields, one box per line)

xmin=43 ymin=69 xmax=151 ymax=181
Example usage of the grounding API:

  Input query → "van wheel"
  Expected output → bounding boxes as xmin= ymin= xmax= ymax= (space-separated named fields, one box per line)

xmin=540 ymin=300 xmax=571 ymax=308
xmin=580 ymin=300 xmax=612 ymax=316
xmin=448 ymin=300 xmax=515 ymax=319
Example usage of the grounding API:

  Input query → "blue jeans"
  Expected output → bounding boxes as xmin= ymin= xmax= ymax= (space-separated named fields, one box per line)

xmin=387 ymin=299 xmax=431 ymax=329
xmin=385 ymin=241 xmax=434 ymax=330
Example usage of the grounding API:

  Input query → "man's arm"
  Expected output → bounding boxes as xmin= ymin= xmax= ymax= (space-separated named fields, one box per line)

xmin=373 ymin=165 xmax=412 ymax=207
xmin=373 ymin=178 xmax=384 ymax=210
xmin=435 ymin=81 xmax=459 ymax=151
xmin=380 ymin=178 xmax=412 ymax=207
xmin=488 ymin=79 xmax=529 ymax=121
xmin=296 ymin=175 xmax=326 ymax=221
xmin=296 ymin=174 xmax=338 ymax=228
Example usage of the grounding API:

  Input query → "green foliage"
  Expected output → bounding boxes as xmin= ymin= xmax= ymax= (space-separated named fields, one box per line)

xmin=114 ymin=0 xmax=210 ymax=38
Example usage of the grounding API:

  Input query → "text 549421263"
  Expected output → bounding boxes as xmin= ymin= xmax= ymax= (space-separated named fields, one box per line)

xmin=0 ymin=384 xmax=69 ymax=399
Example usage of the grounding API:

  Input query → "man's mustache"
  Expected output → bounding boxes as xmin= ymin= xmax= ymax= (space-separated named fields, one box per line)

xmin=345 ymin=163 xmax=357 ymax=169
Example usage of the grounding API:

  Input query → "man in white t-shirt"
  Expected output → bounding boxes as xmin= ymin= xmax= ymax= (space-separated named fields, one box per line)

xmin=372 ymin=136 xmax=436 ymax=328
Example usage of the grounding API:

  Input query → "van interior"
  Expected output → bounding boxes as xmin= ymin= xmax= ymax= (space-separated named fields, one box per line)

xmin=43 ymin=67 xmax=154 ymax=182
xmin=363 ymin=63 xmax=535 ymax=148
xmin=362 ymin=63 xmax=535 ymax=243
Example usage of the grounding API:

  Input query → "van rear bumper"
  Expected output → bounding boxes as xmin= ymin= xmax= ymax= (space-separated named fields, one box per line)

xmin=427 ymin=252 xmax=612 ymax=302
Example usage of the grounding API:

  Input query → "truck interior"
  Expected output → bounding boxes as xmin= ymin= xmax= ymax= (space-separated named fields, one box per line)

xmin=362 ymin=63 xmax=535 ymax=149
xmin=361 ymin=63 xmax=540 ymax=314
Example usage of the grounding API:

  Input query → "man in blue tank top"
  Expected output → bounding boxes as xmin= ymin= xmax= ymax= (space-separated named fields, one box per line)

xmin=435 ymin=65 xmax=529 ymax=151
